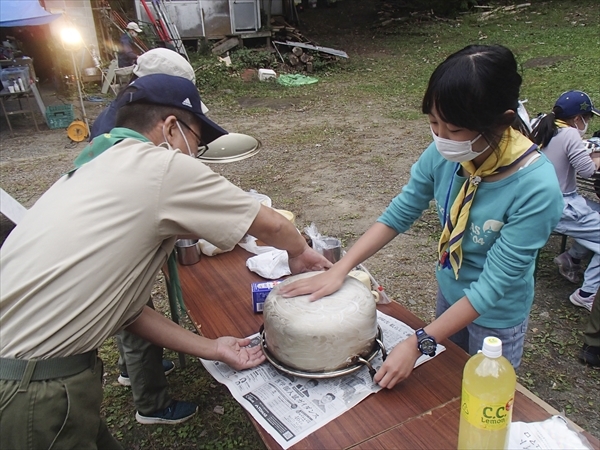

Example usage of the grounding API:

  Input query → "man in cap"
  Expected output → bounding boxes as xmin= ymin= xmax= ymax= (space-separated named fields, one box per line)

xmin=90 ymin=47 xmax=208 ymax=140
xmin=0 ymin=74 xmax=332 ymax=449
xmin=118 ymin=21 xmax=143 ymax=68
xmin=86 ymin=47 xmax=212 ymax=426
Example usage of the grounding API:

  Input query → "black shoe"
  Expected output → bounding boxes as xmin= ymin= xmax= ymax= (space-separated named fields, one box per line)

xmin=579 ymin=344 xmax=600 ymax=367
xmin=136 ymin=400 xmax=198 ymax=425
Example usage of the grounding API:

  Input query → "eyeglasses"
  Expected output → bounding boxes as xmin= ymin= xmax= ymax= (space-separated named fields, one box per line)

xmin=177 ymin=119 xmax=207 ymax=158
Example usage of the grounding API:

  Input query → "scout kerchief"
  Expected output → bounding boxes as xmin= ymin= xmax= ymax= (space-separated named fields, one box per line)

xmin=438 ymin=127 xmax=538 ymax=279
xmin=68 ymin=127 xmax=150 ymax=174
xmin=554 ymin=119 xmax=569 ymax=129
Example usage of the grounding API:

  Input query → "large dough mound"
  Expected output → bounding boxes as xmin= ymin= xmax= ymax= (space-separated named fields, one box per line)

xmin=264 ymin=272 xmax=377 ymax=372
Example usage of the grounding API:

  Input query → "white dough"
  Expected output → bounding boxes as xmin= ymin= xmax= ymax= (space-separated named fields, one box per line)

xmin=264 ymin=272 xmax=378 ymax=372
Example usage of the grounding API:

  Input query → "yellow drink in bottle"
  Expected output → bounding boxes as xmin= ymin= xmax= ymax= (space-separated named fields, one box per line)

xmin=458 ymin=336 xmax=516 ymax=450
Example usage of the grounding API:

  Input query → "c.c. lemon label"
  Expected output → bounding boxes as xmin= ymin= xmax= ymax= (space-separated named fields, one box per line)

xmin=460 ymin=387 xmax=513 ymax=430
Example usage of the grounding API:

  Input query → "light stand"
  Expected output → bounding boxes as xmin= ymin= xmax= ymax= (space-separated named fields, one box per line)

xmin=69 ymin=50 xmax=89 ymax=132
xmin=60 ymin=28 xmax=90 ymax=134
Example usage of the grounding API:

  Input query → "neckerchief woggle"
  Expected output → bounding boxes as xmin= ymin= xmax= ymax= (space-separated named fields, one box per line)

xmin=67 ymin=128 xmax=151 ymax=175
xmin=438 ymin=127 xmax=539 ymax=279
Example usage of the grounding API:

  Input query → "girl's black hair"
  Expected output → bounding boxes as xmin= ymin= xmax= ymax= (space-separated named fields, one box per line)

xmin=422 ymin=45 xmax=525 ymax=136
xmin=531 ymin=108 xmax=593 ymax=149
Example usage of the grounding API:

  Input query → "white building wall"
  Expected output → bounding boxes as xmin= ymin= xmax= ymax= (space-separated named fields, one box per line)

xmin=135 ymin=0 xmax=283 ymax=39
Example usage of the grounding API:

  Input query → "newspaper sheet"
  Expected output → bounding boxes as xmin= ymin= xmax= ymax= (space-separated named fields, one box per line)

xmin=200 ymin=310 xmax=445 ymax=449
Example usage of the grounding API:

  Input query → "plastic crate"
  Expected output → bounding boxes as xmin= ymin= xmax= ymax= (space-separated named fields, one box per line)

xmin=45 ymin=104 xmax=74 ymax=129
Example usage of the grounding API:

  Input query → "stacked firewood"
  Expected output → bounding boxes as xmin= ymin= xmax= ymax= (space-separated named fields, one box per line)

xmin=270 ymin=18 xmax=339 ymax=73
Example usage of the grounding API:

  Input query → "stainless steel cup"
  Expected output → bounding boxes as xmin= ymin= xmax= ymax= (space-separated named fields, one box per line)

xmin=320 ymin=237 xmax=342 ymax=264
xmin=175 ymin=239 xmax=201 ymax=265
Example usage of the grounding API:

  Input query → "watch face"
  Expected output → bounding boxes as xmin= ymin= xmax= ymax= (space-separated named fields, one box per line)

xmin=420 ymin=338 xmax=436 ymax=355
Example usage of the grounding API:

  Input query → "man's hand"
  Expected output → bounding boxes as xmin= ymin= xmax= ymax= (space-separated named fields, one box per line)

xmin=590 ymin=152 xmax=600 ymax=170
xmin=214 ymin=336 xmax=266 ymax=370
xmin=288 ymin=246 xmax=332 ymax=275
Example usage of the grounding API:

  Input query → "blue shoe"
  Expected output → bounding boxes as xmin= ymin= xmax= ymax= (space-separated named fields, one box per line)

xmin=135 ymin=400 xmax=198 ymax=425
xmin=118 ymin=359 xmax=175 ymax=387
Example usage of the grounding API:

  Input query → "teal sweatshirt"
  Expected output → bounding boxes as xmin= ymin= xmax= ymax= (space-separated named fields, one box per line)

xmin=378 ymin=141 xmax=563 ymax=328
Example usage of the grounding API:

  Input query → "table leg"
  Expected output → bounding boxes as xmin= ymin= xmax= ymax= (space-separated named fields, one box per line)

xmin=0 ymin=97 xmax=14 ymax=136
xmin=166 ymin=252 xmax=187 ymax=368
xmin=26 ymin=94 xmax=39 ymax=132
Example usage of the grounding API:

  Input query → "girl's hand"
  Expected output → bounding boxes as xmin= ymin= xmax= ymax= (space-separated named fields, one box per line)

xmin=214 ymin=336 xmax=266 ymax=370
xmin=373 ymin=337 xmax=421 ymax=389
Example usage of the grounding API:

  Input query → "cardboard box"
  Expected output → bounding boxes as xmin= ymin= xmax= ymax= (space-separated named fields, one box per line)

xmin=251 ymin=280 xmax=283 ymax=313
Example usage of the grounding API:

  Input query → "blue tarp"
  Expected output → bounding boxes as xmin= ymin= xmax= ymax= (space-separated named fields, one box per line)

xmin=0 ymin=1 xmax=62 ymax=27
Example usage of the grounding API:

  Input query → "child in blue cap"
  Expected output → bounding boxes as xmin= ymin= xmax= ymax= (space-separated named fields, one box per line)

xmin=532 ymin=90 xmax=600 ymax=312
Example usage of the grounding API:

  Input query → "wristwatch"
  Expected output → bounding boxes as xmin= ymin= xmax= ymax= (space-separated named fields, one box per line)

xmin=415 ymin=328 xmax=437 ymax=357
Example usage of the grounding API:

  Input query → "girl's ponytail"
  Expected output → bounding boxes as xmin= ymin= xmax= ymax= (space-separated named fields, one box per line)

xmin=531 ymin=111 xmax=558 ymax=149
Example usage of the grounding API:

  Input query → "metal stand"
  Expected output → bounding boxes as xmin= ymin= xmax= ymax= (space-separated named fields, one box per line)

xmin=70 ymin=51 xmax=90 ymax=132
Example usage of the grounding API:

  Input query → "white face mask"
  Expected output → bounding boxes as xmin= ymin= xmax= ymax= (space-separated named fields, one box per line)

xmin=161 ymin=122 xmax=194 ymax=157
xmin=576 ymin=116 xmax=589 ymax=137
xmin=430 ymin=126 xmax=490 ymax=163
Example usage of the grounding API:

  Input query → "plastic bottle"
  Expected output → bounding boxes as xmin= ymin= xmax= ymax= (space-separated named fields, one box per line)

xmin=458 ymin=336 xmax=516 ymax=450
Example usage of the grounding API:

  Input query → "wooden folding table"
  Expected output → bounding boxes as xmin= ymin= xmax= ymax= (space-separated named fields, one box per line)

xmin=177 ymin=246 xmax=599 ymax=449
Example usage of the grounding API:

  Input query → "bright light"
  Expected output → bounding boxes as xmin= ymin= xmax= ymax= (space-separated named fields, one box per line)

xmin=60 ymin=28 xmax=82 ymax=50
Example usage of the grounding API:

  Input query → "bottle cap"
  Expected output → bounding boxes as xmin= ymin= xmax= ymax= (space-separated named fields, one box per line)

xmin=481 ymin=336 xmax=502 ymax=358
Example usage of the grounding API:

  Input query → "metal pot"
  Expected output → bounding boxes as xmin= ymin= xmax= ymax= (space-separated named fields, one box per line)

xmin=262 ymin=272 xmax=386 ymax=378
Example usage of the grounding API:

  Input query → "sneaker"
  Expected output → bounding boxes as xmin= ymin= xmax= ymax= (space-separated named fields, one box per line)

xmin=135 ymin=400 xmax=198 ymax=425
xmin=569 ymin=289 xmax=595 ymax=312
xmin=579 ymin=344 xmax=600 ymax=367
xmin=118 ymin=359 xmax=175 ymax=387
xmin=553 ymin=252 xmax=581 ymax=284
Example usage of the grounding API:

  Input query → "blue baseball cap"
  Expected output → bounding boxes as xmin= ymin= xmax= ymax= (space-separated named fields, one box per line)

xmin=554 ymin=90 xmax=600 ymax=119
xmin=117 ymin=73 xmax=227 ymax=144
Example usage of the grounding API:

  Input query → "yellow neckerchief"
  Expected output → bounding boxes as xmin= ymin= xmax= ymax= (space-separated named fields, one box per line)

xmin=555 ymin=119 xmax=569 ymax=128
xmin=438 ymin=127 xmax=536 ymax=279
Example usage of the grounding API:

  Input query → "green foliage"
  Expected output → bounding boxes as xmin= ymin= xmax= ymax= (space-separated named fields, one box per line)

xmin=385 ymin=0 xmax=479 ymax=16
xmin=229 ymin=48 xmax=279 ymax=71
xmin=187 ymin=53 xmax=236 ymax=95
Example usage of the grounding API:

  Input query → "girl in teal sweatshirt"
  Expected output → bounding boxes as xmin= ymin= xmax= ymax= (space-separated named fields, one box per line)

xmin=280 ymin=44 xmax=563 ymax=389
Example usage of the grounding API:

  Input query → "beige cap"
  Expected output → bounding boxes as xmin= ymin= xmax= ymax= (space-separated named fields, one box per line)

xmin=126 ymin=22 xmax=143 ymax=33
xmin=133 ymin=48 xmax=208 ymax=113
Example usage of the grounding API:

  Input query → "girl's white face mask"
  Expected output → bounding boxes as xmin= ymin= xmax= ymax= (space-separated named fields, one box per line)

xmin=576 ymin=116 xmax=589 ymax=137
xmin=430 ymin=126 xmax=490 ymax=163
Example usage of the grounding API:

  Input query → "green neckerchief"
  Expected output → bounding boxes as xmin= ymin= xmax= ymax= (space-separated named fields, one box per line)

xmin=68 ymin=128 xmax=151 ymax=175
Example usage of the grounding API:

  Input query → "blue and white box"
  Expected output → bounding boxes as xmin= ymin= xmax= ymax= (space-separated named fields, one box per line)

xmin=251 ymin=280 xmax=283 ymax=313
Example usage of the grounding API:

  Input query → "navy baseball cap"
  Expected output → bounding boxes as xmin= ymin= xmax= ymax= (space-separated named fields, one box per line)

xmin=554 ymin=90 xmax=600 ymax=119
xmin=117 ymin=73 xmax=227 ymax=144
